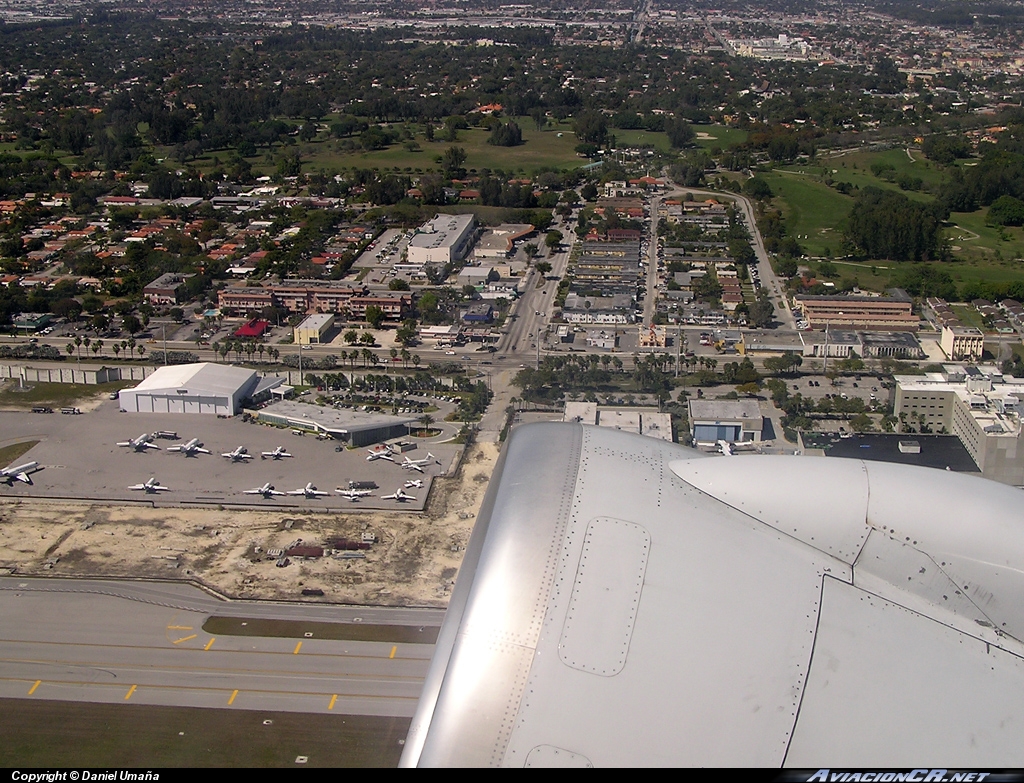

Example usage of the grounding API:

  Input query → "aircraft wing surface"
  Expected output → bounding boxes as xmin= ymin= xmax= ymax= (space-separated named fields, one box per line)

xmin=401 ymin=422 xmax=1024 ymax=767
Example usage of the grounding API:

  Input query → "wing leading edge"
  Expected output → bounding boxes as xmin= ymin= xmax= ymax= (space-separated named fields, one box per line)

xmin=402 ymin=422 xmax=1024 ymax=768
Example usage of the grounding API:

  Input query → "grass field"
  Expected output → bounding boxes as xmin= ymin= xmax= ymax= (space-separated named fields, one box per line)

xmin=947 ymin=209 xmax=1024 ymax=266
xmin=0 ymin=699 xmax=408 ymax=767
xmin=0 ymin=440 xmax=39 ymax=467
xmin=182 ymin=121 xmax=748 ymax=179
xmin=760 ymin=170 xmax=853 ymax=258
xmin=825 ymin=147 xmax=946 ymax=200
xmin=281 ymin=121 xmax=586 ymax=176
xmin=693 ymin=124 xmax=749 ymax=150
xmin=0 ymin=380 xmax=130 ymax=409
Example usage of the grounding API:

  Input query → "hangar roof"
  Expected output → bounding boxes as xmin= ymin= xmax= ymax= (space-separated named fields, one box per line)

xmin=128 ymin=363 xmax=256 ymax=397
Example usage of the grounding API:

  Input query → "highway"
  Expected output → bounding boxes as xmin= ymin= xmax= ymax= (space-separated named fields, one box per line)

xmin=0 ymin=577 xmax=440 ymax=716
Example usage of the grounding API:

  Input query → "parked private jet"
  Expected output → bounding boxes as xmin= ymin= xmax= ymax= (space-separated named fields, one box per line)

xmin=287 ymin=482 xmax=329 ymax=498
xmin=381 ymin=487 xmax=415 ymax=502
xmin=0 ymin=461 xmax=39 ymax=485
xmin=166 ymin=438 xmax=209 ymax=456
xmin=243 ymin=483 xmax=285 ymax=498
xmin=404 ymin=479 xmax=424 ymax=489
xmin=261 ymin=446 xmax=293 ymax=460
xmin=366 ymin=444 xmax=395 ymax=462
xmin=401 ymin=453 xmax=438 ymax=472
xmin=117 ymin=434 xmax=160 ymax=452
xmin=221 ymin=446 xmax=254 ymax=462
xmin=336 ymin=487 xmax=374 ymax=501
xmin=128 ymin=477 xmax=170 ymax=493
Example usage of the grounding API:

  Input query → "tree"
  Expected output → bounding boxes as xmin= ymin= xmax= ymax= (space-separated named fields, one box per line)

xmin=665 ymin=117 xmax=695 ymax=149
xmin=748 ymin=292 xmax=775 ymax=328
xmin=545 ymin=230 xmax=563 ymax=251
xmin=763 ymin=352 xmax=803 ymax=375
xmin=488 ymin=121 xmax=523 ymax=147
xmin=573 ymin=111 xmax=607 ymax=145
xmin=365 ymin=305 xmax=386 ymax=329
xmin=535 ymin=261 xmax=552 ymax=276
xmin=441 ymin=146 xmax=467 ymax=178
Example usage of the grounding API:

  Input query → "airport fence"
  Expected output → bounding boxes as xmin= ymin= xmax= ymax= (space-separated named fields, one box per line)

xmin=0 ymin=363 xmax=154 ymax=385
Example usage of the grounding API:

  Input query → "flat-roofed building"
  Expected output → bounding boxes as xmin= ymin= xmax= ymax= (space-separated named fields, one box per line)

xmin=347 ymin=293 xmax=412 ymax=322
xmin=563 ymin=403 xmax=674 ymax=442
xmin=143 ymin=273 xmax=192 ymax=306
xmin=407 ymin=213 xmax=476 ymax=265
xmin=474 ymin=224 xmax=533 ymax=259
xmin=796 ymin=290 xmax=918 ymax=331
xmin=688 ymin=399 xmax=764 ymax=445
xmin=218 ymin=285 xmax=274 ymax=313
xmin=294 ymin=313 xmax=335 ymax=345
xmin=895 ymin=364 xmax=1024 ymax=485
xmin=941 ymin=324 xmax=984 ymax=362
xmin=254 ymin=400 xmax=414 ymax=447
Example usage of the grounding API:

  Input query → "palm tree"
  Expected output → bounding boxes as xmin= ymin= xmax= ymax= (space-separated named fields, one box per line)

xmin=113 ymin=343 xmax=121 ymax=360
xmin=418 ymin=413 xmax=435 ymax=435
xmin=67 ymin=342 xmax=75 ymax=362
xmin=137 ymin=345 xmax=146 ymax=360
xmin=74 ymin=335 xmax=82 ymax=362
xmin=92 ymin=339 xmax=103 ymax=358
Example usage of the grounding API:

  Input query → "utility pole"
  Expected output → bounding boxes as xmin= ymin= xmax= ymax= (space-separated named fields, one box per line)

xmin=162 ymin=324 xmax=167 ymax=366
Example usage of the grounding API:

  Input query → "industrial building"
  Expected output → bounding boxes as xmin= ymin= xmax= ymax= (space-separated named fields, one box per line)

xmin=407 ymin=213 xmax=476 ymax=266
xmin=687 ymin=399 xmax=764 ymax=445
xmin=294 ymin=313 xmax=335 ymax=345
xmin=119 ymin=363 xmax=286 ymax=416
xmin=253 ymin=400 xmax=416 ymax=446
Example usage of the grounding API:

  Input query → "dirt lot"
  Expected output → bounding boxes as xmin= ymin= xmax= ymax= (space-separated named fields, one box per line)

xmin=0 ymin=440 xmax=498 ymax=607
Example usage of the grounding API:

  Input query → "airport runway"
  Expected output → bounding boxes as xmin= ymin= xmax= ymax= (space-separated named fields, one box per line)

xmin=0 ymin=577 xmax=442 ymax=717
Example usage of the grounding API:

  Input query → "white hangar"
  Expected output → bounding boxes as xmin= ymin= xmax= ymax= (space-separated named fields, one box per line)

xmin=118 ymin=362 xmax=282 ymax=416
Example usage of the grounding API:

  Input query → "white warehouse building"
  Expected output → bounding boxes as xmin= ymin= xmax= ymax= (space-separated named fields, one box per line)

xmin=406 ymin=213 xmax=476 ymax=266
xmin=118 ymin=363 xmax=284 ymax=416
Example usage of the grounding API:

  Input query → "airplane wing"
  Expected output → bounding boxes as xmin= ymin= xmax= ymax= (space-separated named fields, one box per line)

xmin=12 ymin=471 xmax=33 ymax=484
xmin=401 ymin=422 xmax=1024 ymax=768
xmin=404 ymin=463 xmax=424 ymax=473
xmin=143 ymin=442 xmax=161 ymax=450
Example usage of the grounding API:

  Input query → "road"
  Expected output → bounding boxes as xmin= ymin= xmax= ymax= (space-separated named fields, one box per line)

xmin=0 ymin=577 xmax=440 ymax=716
xmin=670 ymin=186 xmax=796 ymax=329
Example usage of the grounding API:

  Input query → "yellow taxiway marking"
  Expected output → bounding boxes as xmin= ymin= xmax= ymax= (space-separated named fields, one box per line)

xmin=328 ymin=694 xmax=338 ymax=711
xmin=27 ymin=679 xmax=41 ymax=695
xmin=390 ymin=646 xmax=397 ymax=659
xmin=293 ymin=641 xmax=302 ymax=655
xmin=227 ymin=689 xmax=238 ymax=705
xmin=125 ymin=684 xmax=137 ymax=700
xmin=204 ymin=638 xmax=215 ymax=651
xmin=172 ymin=634 xmax=198 ymax=645
xmin=166 ymin=625 xmax=193 ymax=630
